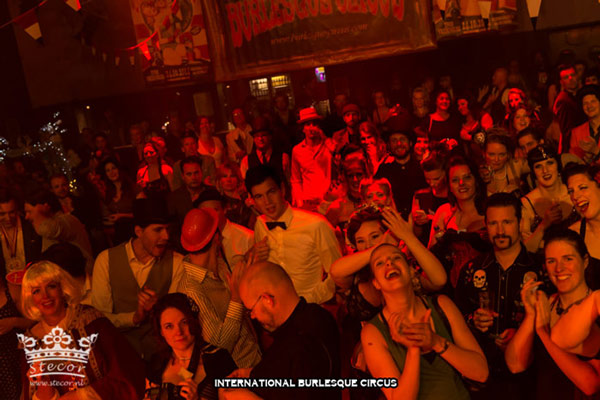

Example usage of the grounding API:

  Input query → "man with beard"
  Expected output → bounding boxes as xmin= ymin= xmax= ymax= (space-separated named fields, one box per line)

xmin=374 ymin=116 xmax=427 ymax=219
xmin=91 ymin=197 xmax=184 ymax=360
xmin=455 ymin=193 xmax=544 ymax=400
xmin=330 ymin=103 xmax=361 ymax=153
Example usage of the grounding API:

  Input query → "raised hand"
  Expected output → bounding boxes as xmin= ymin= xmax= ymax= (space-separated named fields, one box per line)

xmin=382 ymin=207 xmax=413 ymax=242
xmin=520 ymin=279 xmax=542 ymax=317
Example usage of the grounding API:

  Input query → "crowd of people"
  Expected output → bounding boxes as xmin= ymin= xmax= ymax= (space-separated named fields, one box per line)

xmin=0 ymin=57 xmax=600 ymax=400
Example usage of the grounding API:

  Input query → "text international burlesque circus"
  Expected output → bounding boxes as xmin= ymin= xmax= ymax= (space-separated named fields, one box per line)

xmin=214 ymin=378 xmax=398 ymax=388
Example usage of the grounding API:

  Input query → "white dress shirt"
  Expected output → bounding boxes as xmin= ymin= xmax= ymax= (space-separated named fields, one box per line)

xmin=254 ymin=205 xmax=341 ymax=304
xmin=290 ymin=139 xmax=332 ymax=206
xmin=226 ymin=125 xmax=253 ymax=162
xmin=221 ymin=220 xmax=254 ymax=268
xmin=91 ymin=239 xmax=184 ymax=328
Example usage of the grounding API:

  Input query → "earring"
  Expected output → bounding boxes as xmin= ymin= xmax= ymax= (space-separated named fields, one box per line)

xmin=411 ymin=275 xmax=422 ymax=294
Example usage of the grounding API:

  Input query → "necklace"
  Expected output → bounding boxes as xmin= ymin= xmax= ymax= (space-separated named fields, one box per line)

xmin=492 ymin=166 xmax=508 ymax=193
xmin=556 ymin=288 xmax=591 ymax=315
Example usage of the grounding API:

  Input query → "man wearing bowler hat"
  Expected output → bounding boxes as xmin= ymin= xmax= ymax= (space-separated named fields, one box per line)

xmin=193 ymin=188 xmax=254 ymax=268
xmin=290 ymin=107 xmax=333 ymax=211
xmin=91 ymin=197 xmax=185 ymax=359
xmin=178 ymin=208 xmax=261 ymax=368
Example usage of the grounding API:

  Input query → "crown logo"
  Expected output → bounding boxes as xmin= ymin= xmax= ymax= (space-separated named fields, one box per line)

xmin=18 ymin=327 xmax=98 ymax=379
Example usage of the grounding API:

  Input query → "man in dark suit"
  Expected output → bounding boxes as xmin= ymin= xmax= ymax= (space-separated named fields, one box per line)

xmin=0 ymin=189 xmax=41 ymax=274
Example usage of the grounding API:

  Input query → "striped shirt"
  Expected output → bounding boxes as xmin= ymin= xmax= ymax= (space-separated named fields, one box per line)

xmin=178 ymin=257 xmax=261 ymax=368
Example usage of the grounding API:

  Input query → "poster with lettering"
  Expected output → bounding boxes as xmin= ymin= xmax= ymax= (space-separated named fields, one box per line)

xmin=201 ymin=0 xmax=435 ymax=81
xmin=489 ymin=0 xmax=518 ymax=30
xmin=130 ymin=0 xmax=211 ymax=85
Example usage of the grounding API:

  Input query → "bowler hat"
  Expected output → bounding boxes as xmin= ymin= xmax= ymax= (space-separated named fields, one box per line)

xmin=181 ymin=208 xmax=219 ymax=252
xmin=298 ymin=107 xmax=323 ymax=124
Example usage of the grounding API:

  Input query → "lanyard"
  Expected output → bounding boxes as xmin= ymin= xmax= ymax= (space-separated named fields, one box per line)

xmin=0 ymin=225 xmax=18 ymax=258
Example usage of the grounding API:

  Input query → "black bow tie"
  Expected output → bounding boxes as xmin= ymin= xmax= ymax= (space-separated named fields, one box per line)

xmin=266 ymin=221 xmax=287 ymax=230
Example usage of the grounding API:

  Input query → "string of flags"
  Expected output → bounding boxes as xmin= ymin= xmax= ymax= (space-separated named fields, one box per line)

xmin=3 ymin=0 xmax=172 ymax=67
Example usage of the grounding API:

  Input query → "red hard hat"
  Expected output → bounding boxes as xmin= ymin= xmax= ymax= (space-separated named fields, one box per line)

xmin=181 ymin=208 xmax=219 ymax=252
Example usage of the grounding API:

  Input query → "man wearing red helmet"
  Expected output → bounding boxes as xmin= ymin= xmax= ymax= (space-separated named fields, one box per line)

xmin=178 ymin=208 xmax=261 ymax=369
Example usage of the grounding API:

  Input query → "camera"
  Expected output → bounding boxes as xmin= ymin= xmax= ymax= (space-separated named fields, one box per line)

xmin=161 ymin=382 xmax=185 ymax=400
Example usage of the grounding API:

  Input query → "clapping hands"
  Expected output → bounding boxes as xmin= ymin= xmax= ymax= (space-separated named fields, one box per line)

xmin=388 ymin=309 xmax=442 ymax=352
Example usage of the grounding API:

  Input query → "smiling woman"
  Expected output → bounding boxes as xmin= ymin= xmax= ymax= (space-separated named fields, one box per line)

xmin=20 ymin=261 xmax=145 ymax=400
xmin=521 ymin=144 xmax=578 ymax=253
xmin=505 ymin=228 xmax=600 ymax=398
xmin=146 ymin=293 xmax=236 ymax=400
xmin=564 ymin=164 xmax=600 ymax=289
xmin=361 ymin=243 xmax=488 ymax=400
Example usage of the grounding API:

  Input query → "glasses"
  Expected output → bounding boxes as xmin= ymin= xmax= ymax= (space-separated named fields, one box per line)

xmin=245 ymin=293 xmax=272 ymax=317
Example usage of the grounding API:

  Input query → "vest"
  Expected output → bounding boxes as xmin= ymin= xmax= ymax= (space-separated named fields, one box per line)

xmin=248 ymin=148 xmax=284 ymax=176
xmin=108 ymin=242 xmax=173 ymax=313
xmin=107 ymin=242 xmax=173 ymax=359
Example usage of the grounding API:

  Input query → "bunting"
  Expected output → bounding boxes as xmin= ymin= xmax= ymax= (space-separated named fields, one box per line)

xmin=14 ymin=7 xmax=42 ymax=41
xmin=64 ymin=0 xmax=81 ymax=12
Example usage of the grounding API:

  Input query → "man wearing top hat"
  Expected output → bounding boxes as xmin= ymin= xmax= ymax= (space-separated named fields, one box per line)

xmin=374 ymin=116 xmax=428 ymax=220
xmin=91 ymin=197 xmax=185 ymax=360
xmin=290 ymin=107 xmax=333 ymax=211
xmin=330 ymin=103 xmax=362 ymax=154
xmin=240 ymin=117 xmax=290 ymax=182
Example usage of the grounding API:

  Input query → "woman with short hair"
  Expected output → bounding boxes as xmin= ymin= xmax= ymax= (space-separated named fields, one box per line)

xmin=521 ymin=144 xmax=578 ymax=252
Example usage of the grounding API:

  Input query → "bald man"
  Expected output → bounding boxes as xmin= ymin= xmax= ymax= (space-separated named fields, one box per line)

xmin=220 ymin=262 xmax=341 ymax=400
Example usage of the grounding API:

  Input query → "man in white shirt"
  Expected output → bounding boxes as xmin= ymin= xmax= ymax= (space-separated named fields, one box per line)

xmin=91 ymin=198 xmax=184 ymax=359
xmin=226 ymin=108 xmax=253 ymax=163
xmin=194 ymin=188 xmax=253 ymax=268
xmin=245 ymin=165 xmax=341 ymax=304
xmin=290 ymin=107 xmax=333 ymax=211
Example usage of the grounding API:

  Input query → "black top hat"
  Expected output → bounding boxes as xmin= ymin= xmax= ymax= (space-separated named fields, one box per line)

xmin=193 ymin=188 xmax=225 ymax=208
xmin=133 ymin=197 xmax=171 ymax=227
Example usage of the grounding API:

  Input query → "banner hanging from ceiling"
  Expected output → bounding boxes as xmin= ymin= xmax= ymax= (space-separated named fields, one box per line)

xmin=202 ymin=0 xmax=435 ymax=81
xmin=129 ymin=0 xmax=211 ymax=85
xmin=433 ymin=0 xmax=534 ymax=40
